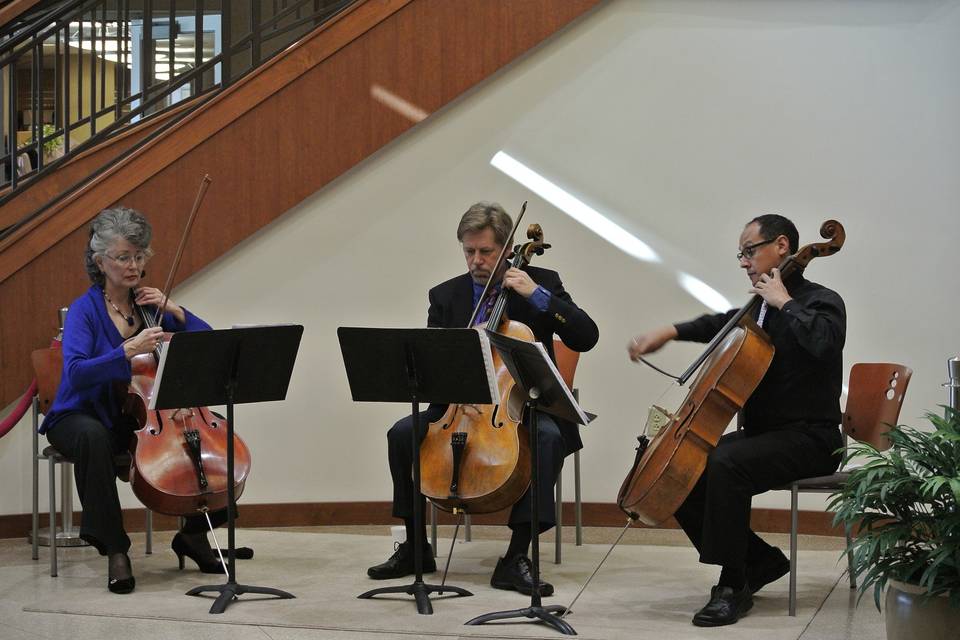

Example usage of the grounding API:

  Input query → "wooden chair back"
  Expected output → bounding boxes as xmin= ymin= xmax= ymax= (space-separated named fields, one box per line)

xmin=552 ymin=338 xmax=580 ymax=391
xmin=843 ymin=362 xmax=912 ymax=451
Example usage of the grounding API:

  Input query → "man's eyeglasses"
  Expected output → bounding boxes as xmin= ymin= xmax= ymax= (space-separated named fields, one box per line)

xmin=103 ymin=252 xmax=148 ymax=267
xmin=736 ymin=238 xmax=776 ymax=261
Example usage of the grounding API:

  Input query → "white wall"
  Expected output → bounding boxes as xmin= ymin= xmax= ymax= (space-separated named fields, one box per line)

xmin=2 ymin=0 xmax=958 ymax=518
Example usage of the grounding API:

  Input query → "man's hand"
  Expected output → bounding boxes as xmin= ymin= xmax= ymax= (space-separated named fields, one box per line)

xmin=502 ymin=267 xmax=538 ymax=298
xmin=750 ymin=268 xmax=792 ymax=309
xmin=628 ymin=325 xmax=679 ymax=362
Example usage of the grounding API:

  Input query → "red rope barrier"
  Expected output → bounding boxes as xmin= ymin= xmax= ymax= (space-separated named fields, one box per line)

xmin=0 ymin=379 xmax=38 ymax=439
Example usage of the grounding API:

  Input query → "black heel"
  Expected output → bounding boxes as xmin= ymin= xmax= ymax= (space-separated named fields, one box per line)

xmin=171 ymin=533 xmax=225 ymax=574
xmin=107 ymin=552 xmax=136 ymax=594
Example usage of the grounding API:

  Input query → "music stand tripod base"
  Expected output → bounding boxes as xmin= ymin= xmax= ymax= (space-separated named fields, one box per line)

xmin=359 ymin=580 xmax=473 ymax=616
xmin=187 ymin=581 xmax=296 ymax=615
xmin=466 ymin=603 xmax=574 ymax=635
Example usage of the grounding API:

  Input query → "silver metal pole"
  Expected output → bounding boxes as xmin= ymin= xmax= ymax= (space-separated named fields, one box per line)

xmin=946 ymin=357 xmax=960 ymax=416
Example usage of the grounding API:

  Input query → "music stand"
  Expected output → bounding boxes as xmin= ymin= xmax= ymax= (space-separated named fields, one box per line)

xmin=465 ymin=330 xmax=592 ymax=635
xmin=338 ymin=327 xmax=498 ymax=615
xmin=151 ymin=325 xmax=304 ymax=614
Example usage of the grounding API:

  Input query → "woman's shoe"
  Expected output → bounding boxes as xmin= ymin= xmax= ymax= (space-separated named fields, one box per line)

xmin=171 ymin=532 xmax=225 ymax=574
xmin=107 ymin=552 xmax=135 ymax=594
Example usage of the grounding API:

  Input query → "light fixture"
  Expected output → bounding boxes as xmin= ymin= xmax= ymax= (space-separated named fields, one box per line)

xmin=490 ymin=151 xmax=660 ymax=263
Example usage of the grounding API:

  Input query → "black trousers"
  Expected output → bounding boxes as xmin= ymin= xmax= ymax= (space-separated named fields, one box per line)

xmin=387 ymin=404 xmax=566 ymax=530
xmin=673 ymin=426 xmax=842 ymax=568
xmin=46 ymin=412 xmax=228 ymax=556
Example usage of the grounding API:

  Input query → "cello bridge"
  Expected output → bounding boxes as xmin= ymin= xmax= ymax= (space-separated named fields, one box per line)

xmin=644 ymin=405 xmax=673 ymax=437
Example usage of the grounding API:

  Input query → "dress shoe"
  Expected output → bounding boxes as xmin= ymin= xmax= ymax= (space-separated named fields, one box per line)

xmin=692 ymin=584 xmax=753 ymax=627
xmin=747 ymin=547 xmax=790 ymax=594
xmin=107 ymin=552 xmax=135 ymax=594
xmin=171 ymin=532 xmax=226 ymax=574
xmin=366 ymin=541 xmax=436 ymax=580
xmin=490 ymin=554 xmax=554 ymax=596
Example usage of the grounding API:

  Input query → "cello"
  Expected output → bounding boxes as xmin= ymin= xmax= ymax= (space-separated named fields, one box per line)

xmin=617 ymin=220 xmax=845 ymax=525
xmin=121 ymin=176 xmax=252 ymax=517
xmin=419 ymin=219 xmax=551 ymax=515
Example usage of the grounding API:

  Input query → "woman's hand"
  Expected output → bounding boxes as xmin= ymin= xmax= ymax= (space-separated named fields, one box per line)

xmin=134 ymin=287 xmax=185 ymax=324
xmin=123 ymin=326 xmax=165 ymax=360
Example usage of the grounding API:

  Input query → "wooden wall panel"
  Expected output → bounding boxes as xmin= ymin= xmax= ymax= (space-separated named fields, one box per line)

xmin=0 ymin=0 xmax=603 ymax=405
xmin=0 ymin=502 xmax=845 ymax=539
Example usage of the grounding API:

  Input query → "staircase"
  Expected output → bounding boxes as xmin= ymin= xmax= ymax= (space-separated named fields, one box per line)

xmin=0 ymin=0 xmax=602 ymax=407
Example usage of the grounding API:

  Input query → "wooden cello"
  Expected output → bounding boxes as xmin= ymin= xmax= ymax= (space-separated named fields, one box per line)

xmin=617 ymin=220 xmax=845 ymax=525
xmin=419 ymin=221 xmax=550 ymax=514
xmin=122 ymin=176 xmax=252 ymax=516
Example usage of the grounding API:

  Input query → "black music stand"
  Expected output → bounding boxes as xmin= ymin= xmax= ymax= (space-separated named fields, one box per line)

xmin=338 ymin=327 xmax=498 ymax=615
xmin=465 ymin=330 xmax=592 ymax=635
xmin=151 ymin=325 xmax=304 ymax=614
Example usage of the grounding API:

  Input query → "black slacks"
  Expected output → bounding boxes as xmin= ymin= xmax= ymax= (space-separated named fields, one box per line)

xmin=387 ymin=404 xmax=566 ymax=529
xmin=46 ymin=412 xmax=228 ymax=555
xmin=672 ymin=426 xmax=842 ymax=568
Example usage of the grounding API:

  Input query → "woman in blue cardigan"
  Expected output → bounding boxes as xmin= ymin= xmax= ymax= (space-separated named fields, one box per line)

xmin=41 ymin=207 xmax=242 ymax=593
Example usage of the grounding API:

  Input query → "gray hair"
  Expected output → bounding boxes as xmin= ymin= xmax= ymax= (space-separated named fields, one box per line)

xmin=84 ymin=207 xmax=154 ymax=286
xmin=456 ymin=202 xmax=513 ymax=248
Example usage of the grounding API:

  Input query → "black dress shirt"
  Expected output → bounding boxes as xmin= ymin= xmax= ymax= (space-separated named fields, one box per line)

xmin=674 ymin=273 xmax=845 ymax=433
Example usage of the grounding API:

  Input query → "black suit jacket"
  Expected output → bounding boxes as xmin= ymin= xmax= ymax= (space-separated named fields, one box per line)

xmin=425 ymin=266 xmax=598 ymax=453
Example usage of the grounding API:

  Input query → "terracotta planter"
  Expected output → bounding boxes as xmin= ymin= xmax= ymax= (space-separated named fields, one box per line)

xmin=885 ymin=579 xmax=960 ymax=640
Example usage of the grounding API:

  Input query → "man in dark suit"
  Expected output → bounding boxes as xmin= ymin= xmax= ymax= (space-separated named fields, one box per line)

xmin=366 ymin=202 xmax=599 ymax=596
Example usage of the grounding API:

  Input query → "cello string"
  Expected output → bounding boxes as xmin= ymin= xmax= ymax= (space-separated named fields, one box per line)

xmin=438 ymin=514 xmax=463 ymax=593
xmin=560 ymin=518 xmax=634 ymax=619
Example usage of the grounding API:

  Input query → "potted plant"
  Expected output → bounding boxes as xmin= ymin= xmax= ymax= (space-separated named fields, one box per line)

xmin=828 ymin=408 xmax=960 ymax=640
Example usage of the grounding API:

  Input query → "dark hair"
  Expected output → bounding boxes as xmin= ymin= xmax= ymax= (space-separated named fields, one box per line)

xmin=84 ymin=207 xmax=153 ymax=286
xmin=749 ymin=213 xmax=798 ymax=254
xmin=456 ymin=202 xmax=513 ymax=247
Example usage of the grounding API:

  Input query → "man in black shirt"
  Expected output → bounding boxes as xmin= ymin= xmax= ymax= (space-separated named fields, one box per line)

xmin=627 ymin=214 xmax=845 ymax=627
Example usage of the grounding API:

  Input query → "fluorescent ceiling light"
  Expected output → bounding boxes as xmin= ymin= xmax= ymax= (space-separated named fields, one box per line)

xmin=490 ymin=151 xmax=660 ymax=263
xmin=677 ymin=272 xmax=732 ymax=313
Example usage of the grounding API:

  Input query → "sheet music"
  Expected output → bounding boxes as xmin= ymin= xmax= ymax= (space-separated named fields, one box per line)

xmin=149 ymin=341 xmax=169 ymax=411
xmin=532 ymin=341 xmax=591 ymax=426
xmin=476 ymin=330 xmax=501 ymax=404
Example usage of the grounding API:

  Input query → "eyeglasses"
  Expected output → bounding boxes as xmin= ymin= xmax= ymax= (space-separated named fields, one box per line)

xmin=736 ymin=238 xmax=776 ymax=261
xmin=103 ymin=252 xmax=148 ymax=267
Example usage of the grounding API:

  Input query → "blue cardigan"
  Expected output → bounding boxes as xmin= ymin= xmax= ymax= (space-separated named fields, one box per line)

xmin=40 ymin=285 xmax=211 ymax=434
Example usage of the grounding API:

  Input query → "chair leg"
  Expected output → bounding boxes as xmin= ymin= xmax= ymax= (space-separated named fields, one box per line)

xmin=845 ymin=524 xmax=856 ymax=589
xmin=145 ymin=510 xmax=153 ymax=555
xmin=574 ymin=449 xmax=582 ymax=546
xmin=555 ymin=468 xmax=562 ymax=564
xmin=31 ymin=397 xmax=40 ymax=561
xmin=48 ymin=460 xmax=58 ymax=577
xmin=789 ymin=484 xmax=799 ymax=616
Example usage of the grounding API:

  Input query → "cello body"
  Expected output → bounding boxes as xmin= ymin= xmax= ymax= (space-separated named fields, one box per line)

xmin=124 ymin=344 xmax=251 ymax=516
xmin=618 ymin=318 xmax=773 ymax=525
xmin=419 ymin=318 xmax=533 ymax=514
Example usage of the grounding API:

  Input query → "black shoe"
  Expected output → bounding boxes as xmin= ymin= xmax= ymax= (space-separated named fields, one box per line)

xmin=171 ymin=532 xmax=226 ymax=574
xmin=366 ymin=541 xmax=436 ymax=580
xmin=692 ymin=584 xmax=753 ymax=627
xmin=747 ymin=547 xmax=790 ymax=594
xmin=235 ymin=546 xmax=254 ymax=560
xmin=107 ymin=552 xmax=135 ymax=594
xmin=490 ymin=554 xmax=554 ymax=597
